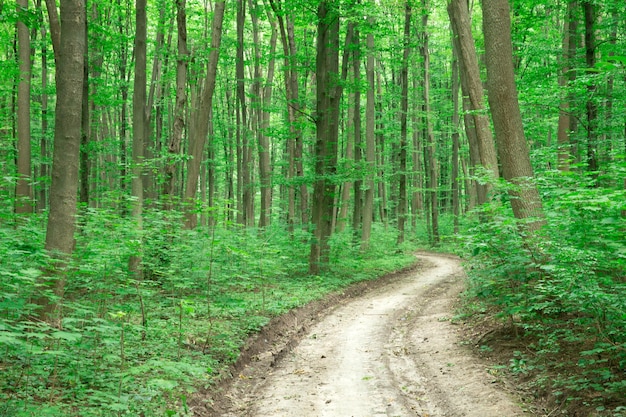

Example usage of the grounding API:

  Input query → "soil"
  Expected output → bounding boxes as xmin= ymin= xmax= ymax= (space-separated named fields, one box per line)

xmin=190 ymin=252 xmax=535 ymax=417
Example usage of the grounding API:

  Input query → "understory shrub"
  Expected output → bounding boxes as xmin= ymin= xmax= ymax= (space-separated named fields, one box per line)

xmin=461 ymin=171 xmax=626 ymax=416
xmin=0 ymin=206 xmax=416 ymax=416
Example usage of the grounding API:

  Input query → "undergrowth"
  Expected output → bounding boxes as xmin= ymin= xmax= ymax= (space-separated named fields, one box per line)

xmin=459 ymin=168 xmax=626 ymax=417
xmin=0 ymin=205 xmax=416 ymax=416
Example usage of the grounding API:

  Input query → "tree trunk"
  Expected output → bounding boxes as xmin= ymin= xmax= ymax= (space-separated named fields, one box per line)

xmin=309 ymin=1 xmax=341 ymax=274
xmin=451 ymin=47 xmax=460 ymax=234
xmin=16 ymin=0 xmax=33 ymax=214
xmin=252 ymin=0 xmax=276 ymax=229
xmin=41 ymin=0 xmax=85 ymax=319
xmin=37 ymin=5 xmax=49 ymax=212
xmin=338 ymin=23 xmax=358 ymax=234
xmin=79 ymin=8 xmax=90 ymax=209
xmin=582 ymin=1 xmax=598 ymax=175
xmin=482 ymin=0 xmax=544 ymax=232
xmin=361 ymin=14 xmax=376 ymax=249
xmin=448 ymin=0 xmax=499 ymax=202
xmin=556 ymin=0 xmax=577 ymax=171
xmin=129 ymin=0 xmax=147 ymax=277
xmin=422 ymin=0 xmax=438 ymax=244
xmin=164 ymin=0 xmax=188 ymax=209
xmin=397 ymin=1 xmax=411 ymax=245
xmin=184 ymin=2 xmax=225 ymax=229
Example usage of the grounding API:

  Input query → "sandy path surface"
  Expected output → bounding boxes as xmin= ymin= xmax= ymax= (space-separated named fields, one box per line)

xmin=208 ymin=253 xmax=529 ymax=417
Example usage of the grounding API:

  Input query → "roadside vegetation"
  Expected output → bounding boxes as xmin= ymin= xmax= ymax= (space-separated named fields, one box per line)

xmin=0 ymin=206 xmax=417 ymax=416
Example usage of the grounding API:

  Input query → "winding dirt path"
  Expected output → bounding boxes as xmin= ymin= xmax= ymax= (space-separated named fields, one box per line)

xmin=202 ymin=253 xmax=529 ymax=417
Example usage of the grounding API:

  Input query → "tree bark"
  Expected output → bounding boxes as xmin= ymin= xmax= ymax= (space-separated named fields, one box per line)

xmin=309 ymin=1 xmax=341 ymax=274
xmin=42 ymin=0 xmax=86 ymax=318
xmin=451 ymin=46 xmax=460 ymax=234
xmin=184 ymin=2 xmax=225 ymax=229
xmin=129 ymin=0 xmax=147 ymax=277
xmin=448 ymin=0 xmax=499 ymax=202
xmin=556 ymin=0 xmax=577 ymax=171
xmin=482 ymin=0 xmax=544 ymax=232
xmin=164 ymin=0 xmax=189 ymax=209
xmin=582 ymin=0 xmax=598 ymax=175
xmin=421 ymin=0 xmax=439 ymax=244
xmin=361 ymin=14 xmax=376 ymax=249
xmin=397 ymin=1 xmax=411 ymax=245
xmin=16 ymin=0 xmax=33 ymax=214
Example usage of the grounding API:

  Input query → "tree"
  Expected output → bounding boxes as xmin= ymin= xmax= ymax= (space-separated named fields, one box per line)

xmin=582 ymin=0 xmax=598 ymax=174
xmin=309 ymin=0 xmax=341 ymax=274
xmin=421 ymin=0 xmax=439 ymax=244
xmin=482 ymin=0 xmax=544 ymax=232
xmin=361 ymin=13 xmax=376 ymax=249
xmin=163 ymin=0 xmax=188 ymax=208
xmin=16 ymin=0 xmax=33 ymax=214
xmin=41 ymin=0 xmax=86 ymax=318
xmin=396 ymin=1 xmax=411 ymax=245
xmin=556 ymin=0 xmax=577 ymax=171
xmin=184 ymin=2 xmax=225 ymax=229
xmin=448 ymin=0 xmax=499 ymax=204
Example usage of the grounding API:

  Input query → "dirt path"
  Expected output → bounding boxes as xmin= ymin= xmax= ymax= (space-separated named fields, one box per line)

xmin=200 ymin=253 xmax=529 ymax=417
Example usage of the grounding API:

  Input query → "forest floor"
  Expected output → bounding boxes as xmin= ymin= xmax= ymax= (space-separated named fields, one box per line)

xmin=190 ymin=252 xmax=537 ymax=417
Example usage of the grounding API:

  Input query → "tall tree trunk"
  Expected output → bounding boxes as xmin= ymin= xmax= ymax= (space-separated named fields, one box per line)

xmin=556 ymin=0 xmax=577 ymax=171
xmin=41 ymin=0 xmax=85 ymax=319
xmin=37 ymin=2 xmax=49 ymax=212
xmin=361 ymin=14 xmax=376 ymax=249
xmin=269 ymin=0 xmax=306 ymax=230
xmin=451 ymin=47 xmax=460 ymax=234
xmin=16 ymin=0 xmax=33 ymax=214
xmin=164 ymin=0 xmax=188 ymax=209
xmin=184 ymin=1 xmax=225 ymax=229
xmin=411 ymin=77 xmax=423 ymax=224
xmin=309 ymin=1 xmax=341 ymax=274
xmin=79 ymin=8 xmax=90 ymax=209
xmin=337 ymin=22 xmax=358 ymax=234
xmin=116 ymin=0 xmax=130 ymax=213
xmin=251 ymin=0 xmax=275 ymax=229
xmin=422 ymin=0 xmax=439 ymax=244
xmin=349 ymin=24 xmax=362 ymax=235
xmin=129 ymin=0 xmax=147 ymax=277
xmin=448 ymin=0 xmax=499 ymax=202
xmin=397 ymin=1 xmax=411 ymax=245
xmin=482 ymin=0 xmax=544 ymax=233
xmin=582 ymin=0 xmax=598 ymax=175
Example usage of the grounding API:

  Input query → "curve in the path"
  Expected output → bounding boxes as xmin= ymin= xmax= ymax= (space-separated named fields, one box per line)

xmin=238 ymin=253 xmax=528 ymax=417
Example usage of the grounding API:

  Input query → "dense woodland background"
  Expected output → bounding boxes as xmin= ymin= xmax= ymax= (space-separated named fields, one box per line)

xmin=1 ymin=0 xmax=624 ymax=415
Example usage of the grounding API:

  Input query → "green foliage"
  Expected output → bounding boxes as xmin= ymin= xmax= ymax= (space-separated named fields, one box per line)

xmin=460 ymin=168 xmax=626 ymax=415
xmin=0 ymin=207 xmax=415 ymax=416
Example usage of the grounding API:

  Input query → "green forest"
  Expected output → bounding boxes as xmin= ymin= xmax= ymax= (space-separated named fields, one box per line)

xmin=1 ymin=0 xmax=624 ymax=415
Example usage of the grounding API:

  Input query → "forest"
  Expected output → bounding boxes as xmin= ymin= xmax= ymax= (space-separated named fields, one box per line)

xmin=0 ymin=0 xmax=624 ymax=415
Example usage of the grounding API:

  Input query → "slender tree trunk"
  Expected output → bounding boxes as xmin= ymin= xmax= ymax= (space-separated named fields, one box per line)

xmin=252 ymin=0 xmax=275 ymax=229
xmin=482 ymin=0 xmax=544 ymax=232
xmin=451 ymin=47 xmax=460 ymax=234
xmin=164 ymin=0 xmax=188 ymax=209
xmin=422 ymin=0 xmax=438 ymax=244
xmin=41 ymin=0 xmax=85 ymax=319
xmin=338 ymin=22 xmax=358 ymax=234
xmin=556 ymin=0 xmax=577 ymax=171
xmin=448 ymin=0 xmax=499 ymax=202
xmin=79 ymin=8 xmax=90 ymax=209
xmin=129 ymin=0 xmax=147 ymax=277
xmin=37 ymin=4 xmax=49 ymax=212
xmin=582 ymin=0 xmax=598 ymax=175
xmin=16 ymin=0 xmax=33 ymax=214
xmin=397 ymin=1 xmax=411 ymax=245
xmin=309 ymin=1 xmax=340 ymax=274
xmin=184 ymin=1 xmax=225 ymax=229
xmin=361 ymin=14 xmax=376 ymax=249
